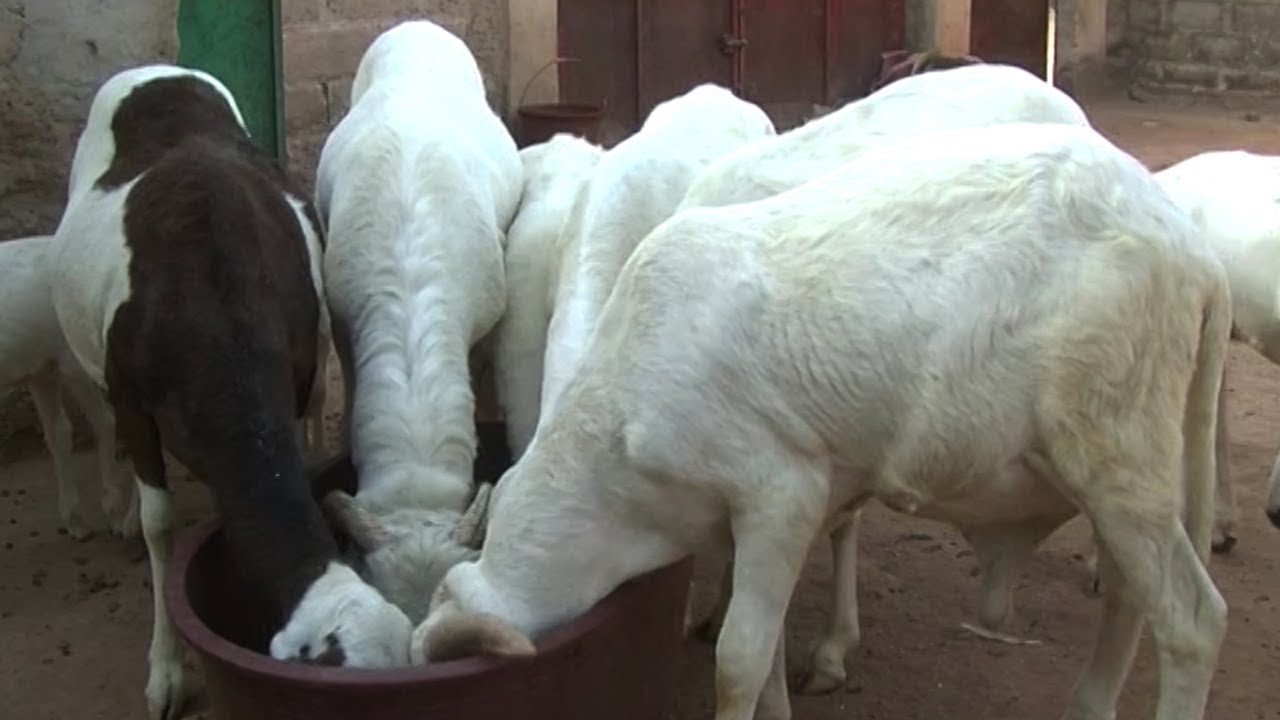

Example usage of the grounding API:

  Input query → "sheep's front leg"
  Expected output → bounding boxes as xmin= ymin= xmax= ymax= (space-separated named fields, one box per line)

xmin=798 ymin=508 xmax=862 ymax=694
xmin=117 ymin=406 xmax=186 ymax=720
xmin=28 ymin=372 xmax=88 ymax=539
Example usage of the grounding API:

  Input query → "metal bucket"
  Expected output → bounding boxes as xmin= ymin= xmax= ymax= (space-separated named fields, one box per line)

xmin=516 ymin=102 xmax=605 ymax=147
xmin=513 ymin=57 xmax=606 ymax=148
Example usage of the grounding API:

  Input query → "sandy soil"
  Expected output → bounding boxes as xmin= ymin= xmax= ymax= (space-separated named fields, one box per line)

xmin=3 ymin=95 xmax=1280 ymax=720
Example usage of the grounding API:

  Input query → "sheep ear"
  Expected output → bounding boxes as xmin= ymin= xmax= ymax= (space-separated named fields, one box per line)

xmin=321 ymin=490 xmax=391 ymax=552
xmin=452 ymin=483 xmax=493 ymax=550
xmin=419 ymin=611 xmax=535 ymax=663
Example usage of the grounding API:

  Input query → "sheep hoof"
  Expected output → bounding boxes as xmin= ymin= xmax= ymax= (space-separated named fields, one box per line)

xmin=145 ymin=658 xmax=187 ymax=720
xmin=63 ymin=513 xmax=92 ymax=541
xmin=1211 ymin=534 xmax=1237 ymax=555
xmin=693 ymin=616 xmax=722 ymax=644
xmin=106 ymin=499 xmax=141 ymax=541
xmin=1083 ymin=572 xmax=1104 ymax=599
xmin=795 ymin=667 xmax=845 ymax=695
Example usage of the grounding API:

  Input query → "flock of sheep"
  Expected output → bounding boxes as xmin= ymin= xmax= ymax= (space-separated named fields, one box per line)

xmin=3 ymin=15 xmax=1279 ymax=720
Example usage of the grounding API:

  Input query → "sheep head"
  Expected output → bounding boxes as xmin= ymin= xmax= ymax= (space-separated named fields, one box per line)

xmin=410 ymin=560 xmax=536 ymax=664
xmin=270 ymin=561 xmax=414 ymax=669
xmin=321 ymin=484 xmax=494 ymax=623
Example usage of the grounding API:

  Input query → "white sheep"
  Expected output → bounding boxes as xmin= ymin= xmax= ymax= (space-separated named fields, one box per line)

xmin=0 ymin=234 xmax=137 ymax=539
xmin=50 ymin=65 xmax=413 ymax=720
xmin=677 ymin=61 xmax=1099 ymax=693
xmin=495 ymin=84 xmax=776 ymax=459
xmin=679 ymin=63 xmax=1089 ymax=212
xmin=491 ymin=133 xmax=603 ymax=459
xmin=314 ymin=19 xmax=524 ymax=623
xmin=412 ymin=122 xmax=1229 ymax=720
xmin=1155 ymin=149 xmax=1280 ymax=533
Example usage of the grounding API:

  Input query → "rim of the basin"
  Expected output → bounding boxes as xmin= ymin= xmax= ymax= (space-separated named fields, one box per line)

xmin=516 ymin=102 xmax=605 ymax=118
xmin=165 ymin=518 xmax=688 ymax=688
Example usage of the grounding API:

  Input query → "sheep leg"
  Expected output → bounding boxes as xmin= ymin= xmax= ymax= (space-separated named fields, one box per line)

xmin=28 ymin=372 xmax=88 ymax=539
xmin=301 ymin=339 xmax=330 ymax=461
xmin=1091 ymin=363 xmax=1235 ymax=598
xmin=491 ymin=252 xmax=550 ymax=461
xmin=331 ymin=313 xmax=356 ymax=454
xmin=1064 ymin=510 xmax=1225 ymax=720
xmin=713 ymin=472 xmax=822 ymax=720
xmin=1210 ymin=365 xmax=1236 ymax=553
xmin=1269 ymin=449 xmax=1280 ymax=528
xmin=797 ymin=508 xmax=863 ymax=695
xmin=117 ymin=406 xmax=186 ymax=720
xmin=756 ymin=621 xmax=791 ymax=720
xmin=61 ymin=366 xmax=138 ymax=539
xmin=693 ymin=556 xmax=734 ymax=643
xmin=139 ymin=480 xmax=185 ymax=720
xmin=1061 ymin=545 xmax=1143 ymax=720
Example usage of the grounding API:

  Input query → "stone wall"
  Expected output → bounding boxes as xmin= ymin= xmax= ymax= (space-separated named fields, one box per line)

xmin=0 ymin=0 xmax=176 ymax=451
xmin=0 ymin=0 xmax=176 ymax=241
xmin=1123 ymin=0 xmax=1280 ymax=97
xmin=280 ymin=0 xmax=510 ymax=190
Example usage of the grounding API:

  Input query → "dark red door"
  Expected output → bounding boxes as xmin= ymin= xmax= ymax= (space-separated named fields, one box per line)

xmin=970 ymin=0 xmax=1050 ymax=78
xmin=558 ymin=0 xmax=905 ymax=141
xmin=636 ymin=0 xmax=735 ymax=120
xmin=737 ymin=0 xmax=826 ymax=127
xmin=557 ymin=0 xmax=640 ymax=146
xmin=737 ymin=0 xmax=902 ymax=126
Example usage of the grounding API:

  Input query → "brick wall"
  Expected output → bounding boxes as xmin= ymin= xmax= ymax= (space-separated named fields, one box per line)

xmin=280 ymin=0 xmax=510 ymax=191
xmin=1123 ymin=0 xmax=1280 ymax=97
xmin=0 ymin=0 xmax=176 ymax=452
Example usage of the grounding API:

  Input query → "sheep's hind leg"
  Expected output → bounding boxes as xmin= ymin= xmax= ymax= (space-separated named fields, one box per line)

xmin=28 ymin=372 xmax=88 ymax=539
xmin=117 ymin=405 xmax=186 ymax=720
xmin=713 ymin=462 xmax=825 ymax=720
xmin=61 ymin=367 xmax=138 ymax=539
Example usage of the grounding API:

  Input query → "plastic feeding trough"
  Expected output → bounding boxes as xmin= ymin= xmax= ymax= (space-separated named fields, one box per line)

xmin=164 ymin=422 xmax=692 ymax=720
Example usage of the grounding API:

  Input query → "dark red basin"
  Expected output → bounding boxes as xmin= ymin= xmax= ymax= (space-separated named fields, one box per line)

xmin=164 ymin=422 xmax=692 ymax=720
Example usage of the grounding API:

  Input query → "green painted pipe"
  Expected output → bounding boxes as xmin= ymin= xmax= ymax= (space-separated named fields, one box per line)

xmin=176 ymin=0 xmax=285 ymax=160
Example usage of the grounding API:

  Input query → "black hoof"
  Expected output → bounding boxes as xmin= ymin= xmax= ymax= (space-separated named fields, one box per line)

xmin=1211 ymin=534 xmax=1238 ymax=555
xmin=1268 ymin=508 xmax=1280 ymax=530
xmin=693 ymin=619 xmax=720 ymax=644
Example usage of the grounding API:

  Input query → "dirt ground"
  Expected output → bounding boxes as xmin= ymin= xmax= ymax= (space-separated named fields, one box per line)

xmin=4 ymin=95 xmax=1280 ymax=720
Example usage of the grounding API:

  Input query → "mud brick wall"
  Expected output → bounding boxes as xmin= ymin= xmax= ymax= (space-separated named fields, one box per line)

xmin=280 ymin=0 xmax=510 ymax=421
xmin=280 ymin=0 xmax=510 ymax=191
xmin=0 ymin=1 xmax=177 ymax=452
xmin=1124 ymin=0 xmax=1280 ymax=96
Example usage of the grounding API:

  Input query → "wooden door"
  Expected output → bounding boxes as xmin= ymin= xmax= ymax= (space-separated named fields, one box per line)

xmin=737 ymin=0 xmax=901 ymax=127
xmin=970 ymin=0 xmax=1049 ymax=78
xmin=737 ymin=0 xmax=825 ymax=127
xmin=177 ymin=0 xmax=284 ymax=159
xmin=636 ymin=0 xmax=735 ymax=120
xmin=558 ymin=0 xmax=905 ymax=142
xmin=557 ymin=0 xmax=640 ymax=146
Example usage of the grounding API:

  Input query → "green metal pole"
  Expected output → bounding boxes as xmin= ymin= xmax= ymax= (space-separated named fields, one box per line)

xmin=176 ymin=0 xmax=285 ymax=160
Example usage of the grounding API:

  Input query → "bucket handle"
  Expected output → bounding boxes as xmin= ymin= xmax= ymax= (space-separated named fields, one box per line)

xmin=517 ymin=56 xmax=607 ymax=111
